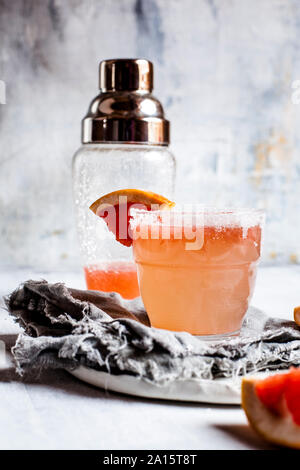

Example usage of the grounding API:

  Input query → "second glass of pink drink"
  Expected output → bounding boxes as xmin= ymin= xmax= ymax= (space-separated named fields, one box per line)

xmin=130 ymin=208 xmax=264 ymax=337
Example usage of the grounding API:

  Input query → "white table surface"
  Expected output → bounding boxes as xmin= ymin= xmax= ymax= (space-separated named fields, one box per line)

xmin=0 ymin=265 xmax=299 ymax=450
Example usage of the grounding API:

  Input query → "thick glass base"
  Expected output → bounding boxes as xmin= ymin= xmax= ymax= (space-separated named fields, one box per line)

xmin=195 ymin=328 xmax=241 ymax=341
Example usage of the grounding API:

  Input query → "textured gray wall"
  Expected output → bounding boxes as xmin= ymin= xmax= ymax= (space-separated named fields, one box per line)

xmin=1 ymin=0 xmax=300 ymax=268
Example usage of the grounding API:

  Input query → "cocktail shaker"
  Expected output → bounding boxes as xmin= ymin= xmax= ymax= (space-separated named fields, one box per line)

xmin=72 ymin=59 xmax=176 ymax=298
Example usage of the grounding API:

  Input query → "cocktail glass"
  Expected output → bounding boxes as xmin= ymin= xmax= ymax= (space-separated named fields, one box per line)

xmin=130 ymin=207 xmax=264 ymax=337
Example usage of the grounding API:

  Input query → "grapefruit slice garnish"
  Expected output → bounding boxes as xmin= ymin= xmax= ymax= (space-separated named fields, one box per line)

xmin=242 ymin=368 xmax=300 ymax=448
xmin=89 ymin=189 xmax=175 ymax=247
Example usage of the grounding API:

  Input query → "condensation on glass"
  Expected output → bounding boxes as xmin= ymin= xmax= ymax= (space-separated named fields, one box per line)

xmin=72 ymin=59 xmax=176 ymax=298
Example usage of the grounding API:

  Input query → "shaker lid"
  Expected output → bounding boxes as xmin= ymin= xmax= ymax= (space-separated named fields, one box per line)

xmin=82 ymin=58 xmax=169 ymax=145
xmin=99 ymin=58 xmax=153 ymax=92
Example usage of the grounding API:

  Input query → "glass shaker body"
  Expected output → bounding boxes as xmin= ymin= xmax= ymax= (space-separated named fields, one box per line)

xmin=72 ymin=143 xmax=175 ymax=298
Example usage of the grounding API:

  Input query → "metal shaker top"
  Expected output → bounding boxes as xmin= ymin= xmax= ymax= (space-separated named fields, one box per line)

xmin=99 ymin=58 xmax=153 ymax=92
xmin=82 ymin=59 xmax=169 ymax=145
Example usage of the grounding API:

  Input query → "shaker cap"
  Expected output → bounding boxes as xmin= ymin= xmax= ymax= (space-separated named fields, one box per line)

xmin=82 ymin=58 xmax=169 ymax=146
xmin=99 ymin=59 xmax=153 ymax=92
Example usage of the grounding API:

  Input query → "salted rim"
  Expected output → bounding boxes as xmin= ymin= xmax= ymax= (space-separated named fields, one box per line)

xmin=129 ymin=206 xmax=265 ymax=232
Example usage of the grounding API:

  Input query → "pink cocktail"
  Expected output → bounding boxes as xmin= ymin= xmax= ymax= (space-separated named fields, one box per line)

xmin=84 ymin=261 xmax=139 ymax=299
xmin=130 ymin=208 xmax=264 ymax=337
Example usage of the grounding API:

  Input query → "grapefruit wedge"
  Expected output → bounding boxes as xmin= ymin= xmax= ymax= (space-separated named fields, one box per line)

xmin=242 ymin=368 xmax=300 ymax=449
xmin=89 ymin=189 xmax=175 ymax=247
xmin=294 ymin=306 xmax=300 ymax=326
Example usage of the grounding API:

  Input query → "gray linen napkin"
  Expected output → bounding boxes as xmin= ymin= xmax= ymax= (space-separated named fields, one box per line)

xmin=4 ymin=280 xmax=300 ymax=384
